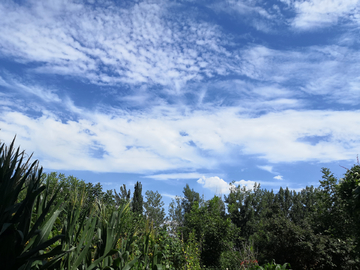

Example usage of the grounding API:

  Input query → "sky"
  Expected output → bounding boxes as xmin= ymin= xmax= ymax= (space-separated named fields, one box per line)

xmin=1 ymin=0 xmax=360 ymax=208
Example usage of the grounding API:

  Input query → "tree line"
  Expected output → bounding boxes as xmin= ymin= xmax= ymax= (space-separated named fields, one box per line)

xmin=1 ymin=137 xmax=359 ymax=269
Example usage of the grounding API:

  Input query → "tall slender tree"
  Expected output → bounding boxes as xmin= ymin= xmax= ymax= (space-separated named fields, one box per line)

xmin=132 ymin=181 xmax=143 ymax=215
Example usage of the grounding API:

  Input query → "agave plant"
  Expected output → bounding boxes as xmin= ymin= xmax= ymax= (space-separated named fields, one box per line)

xmin=0 ymin=137 xmax=164 ymax=270
xmin=0 ymin=137 xmax=64 ymax=270
xmin=41 ymin=191 xmax=141 ymax=270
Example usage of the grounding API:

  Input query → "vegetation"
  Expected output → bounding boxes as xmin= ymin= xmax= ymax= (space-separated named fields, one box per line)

xmin=0 ymin=136 xmax=359 ymax=269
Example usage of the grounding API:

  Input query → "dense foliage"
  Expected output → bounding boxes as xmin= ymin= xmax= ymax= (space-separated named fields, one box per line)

xmin=1 ymin=137 xmax=359 ymax=269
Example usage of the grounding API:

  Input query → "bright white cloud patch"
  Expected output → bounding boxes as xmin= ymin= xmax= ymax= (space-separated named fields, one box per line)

xmin=197 ymin=176 xmax=257 ymax=194
xmin=232 ymin=180 xmax=257 ymax=190
xmin=291 ymin=0 xmax=360 ymax=29
xmin=274 ymin=175 xmax=283 ymax=180
xmin=258 ymin=165 xmax=274 ymax=174
xmin=197 ymin=176 xmax=230 ymax=194
xmin=1 ymin=106 xmax=360 ymax=173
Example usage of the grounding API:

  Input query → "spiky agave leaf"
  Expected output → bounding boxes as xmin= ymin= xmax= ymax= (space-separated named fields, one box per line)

xmin=0 ymin=137 xmax=65 ymax=270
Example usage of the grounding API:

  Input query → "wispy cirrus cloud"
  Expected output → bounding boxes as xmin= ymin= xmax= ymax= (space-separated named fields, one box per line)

xmin=144 ymin=172 xmax=204 ymax=181
xmin=161 ymin=193 xmax=178 ymax=199
xmin=0 ymin=0 xmax=241 ymax=93
xmin=0 ymin=73 xmax=61 ymax=103
xmin=209 ymin=0 xmax=286 ymax=33
xmin=240 ymin=44 xmax=360 ymax=105
xmin=258 ymin=165 xmax=284 ymax=181
xmin=1 ymin=0 xmax=359 ymax=110
xmin=290 ymin=0 xmax=360 ymax=30
xmin=212 ymin=0 xmax=360 ymax=32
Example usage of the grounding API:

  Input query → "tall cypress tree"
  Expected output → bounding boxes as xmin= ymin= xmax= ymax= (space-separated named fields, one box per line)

xmin=132 ymin=181 xmax=143 ymax=215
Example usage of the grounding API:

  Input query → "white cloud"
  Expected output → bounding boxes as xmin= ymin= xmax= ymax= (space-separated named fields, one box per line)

xmin=232 ymin=180 xmax=257 ymax=190
xmin=197 ymin=79 xmax=304 ymax=112
xmin=2 ymin=105 xmax=360 ymax=173
xmin=258 ymin=166 xmax=283 ymax=180
xmin=197 ymin=176 xmax=230 ymax=194
xmin=144 ymin=172 xmax=203 ymax=180
xmin=240 ymin=44 xmax=360 ymax=105
xmin=1 ymin=0 xmax=359 ymax=108
xmin=0 ymin=74 xmax=61 ymax=103
xmin=287 ymin=187 xmax=305 ymax=193
xmin=1 ymin=1 xmax=360 ymax=173
xmin=210 ymin=0 xmax=281 ymax=33
xmin=162 ymin=193 xmax=178 ymax=199
xmin=257 ymin=165 xmax=274 ymax=173
xmin=197 ymin=176 xmax=258 ymax=194
xmin=1 ymin=0 xmax=359 ymax=199
xmin=0 ymin=0 xmax=238 ymax=93
xmin=291 ymin=0 xmax=360 ymax=29
xmin=222 ymin=0 xmax=274 ymax=19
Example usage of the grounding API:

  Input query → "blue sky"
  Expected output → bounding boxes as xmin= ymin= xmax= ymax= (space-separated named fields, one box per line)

xmin=1 ymin=0 xmax=360 ymax=207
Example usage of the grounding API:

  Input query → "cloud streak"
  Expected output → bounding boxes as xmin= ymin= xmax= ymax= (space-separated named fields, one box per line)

xmin=1 ymin=103 xmax=360 ymax=174
xmin=144 ymin=172 xmax=204 ymax=181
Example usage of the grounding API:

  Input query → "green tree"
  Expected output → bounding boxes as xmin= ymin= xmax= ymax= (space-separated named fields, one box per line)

xmin=114 ymin=184 xmax=131 ymax=208
xmin=167 ymin=184 xmax=202 ymax=236
xmin=186 ymin=196 xmax=235 ymax=268
xmin=84 ymin=181 xmax=114 ymax=211
xmin=251 ymin=168 xmax=359 ymax=269
xmin=252 ymin=215 xmax=317 ymax=268
xmin=42 ymin=172 xmax=116 ymax=224
xmin=132 ymin=181 xmax=143 ymax=216
xmin=182 ymin=184 xmax=201 ymax=215
xmin=168 ymin=196 xmax=184 ymax=234
xmin=144 ymin=190 xmax=166 ymax=228
xmin=225 ymin=182 xmax=264 ymax=240
xmin=337 ymin=165 xmax=360 ymax=245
